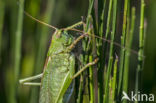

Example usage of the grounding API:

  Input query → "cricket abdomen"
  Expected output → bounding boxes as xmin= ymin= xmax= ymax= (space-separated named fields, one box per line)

xmin=39 ymin=53 xmax=75 ymax=103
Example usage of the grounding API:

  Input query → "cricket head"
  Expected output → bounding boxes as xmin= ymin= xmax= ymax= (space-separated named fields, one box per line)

xmin=47 ymin=30 xmax=74 ymax=56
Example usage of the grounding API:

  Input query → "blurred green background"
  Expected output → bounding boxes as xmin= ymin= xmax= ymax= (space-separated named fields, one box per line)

xmin=0 ymin=0 xmax=156 ymax=103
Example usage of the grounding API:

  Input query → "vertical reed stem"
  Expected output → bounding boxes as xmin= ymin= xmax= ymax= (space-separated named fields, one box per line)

xmin=104 ymin=0 xmax=117 ymax=102
xmin=135 ymin=1 xmax=145 ymax=103
xmin=0 ymin=0 xmax=5 ymax=64
xmin=118 ymin=0 xmax=129 ymax=96
xmin=15 ymin=0 xmax=25 ymax=83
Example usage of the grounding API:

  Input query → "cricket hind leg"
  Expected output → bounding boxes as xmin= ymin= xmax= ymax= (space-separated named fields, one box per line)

xmin=19 ymin=73 xmax=43 ymax=86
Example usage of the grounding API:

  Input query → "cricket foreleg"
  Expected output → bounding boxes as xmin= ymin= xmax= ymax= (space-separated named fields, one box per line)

xmin=66 ymin=34 xmax=86 ymax=52
xmin=19 ymin=73 xmax=43 ymax=86
xmin=72 ymin=58 xmax=98 ymax=79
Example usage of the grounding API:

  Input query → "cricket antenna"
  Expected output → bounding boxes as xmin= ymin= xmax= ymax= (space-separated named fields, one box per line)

xmin=65 ymin=28 xmax=145 ymax=58
xmin=23 ymin=11 xmax=57 ymax=30
xmin=17 ymin=1 xmax=57 ymax=30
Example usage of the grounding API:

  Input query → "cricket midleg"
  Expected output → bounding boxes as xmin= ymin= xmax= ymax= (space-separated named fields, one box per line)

xmin=19 ymin=73 xmax=43 ymax=85
xmin=22 ymin=82 xmax=41 ymax=86
xmin=72 ymin=58 xmax=99 ymax=79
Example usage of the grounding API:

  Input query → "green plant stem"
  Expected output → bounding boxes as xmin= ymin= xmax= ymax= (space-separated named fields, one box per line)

xmin=89 ymin=56 xmax=94 ymax=103
xmin=98 ymin=0 xmax=106 ymax=102
xmin=112 ymin=56 xmax=118 ymax=102
xmin=86 ymin=1 xmax=99 ymax=102
xmin=123 ymin=7 xmax=136 ymax=103
xmin=104 ymin=0 xmax=117 ymax=102
xmin=85 ymin=0 xmax=94 ymax=31
xmin=104 ymin=57 xmax=113 ymax=103
xmin=92 ymin=32 xmax=98 ymax=103
xmin=109 ymin=0 xmax=117 ymax=102
xmin=101 ymin=1 xmax=113 ymax=98
xmin=15 ymin=0 xmax=25 ymax=82
xmin=99 ymin=0 xmax=106 ymax=36
xmin=77 ymin=75 xmax=83 ymax=103
xmin=135 ymin=1 xmax=145 ymax=103
xmin=0 ymin=0 xmax=5 ymax=64
xmin=13 ymin=0 xmax=24 ymax=103
xmin=108 ymin=0 xmax=117 ymax=64
xmin=94 ymin=0 xmax=98 ymax=23
xmin=118 ymin=0 xmax=129 ymax=96
xmin=84 ymin=1 xmax=94 ymax=102
xmin=122 ymin=3 xmax=130 ymax=103
xmin=102 ymin=0 xmax=113 ymax=102
xmin=105 ymin=0 xmax=113 ymax=39
xmin=7 ymin=1 xmax=17 ymax=103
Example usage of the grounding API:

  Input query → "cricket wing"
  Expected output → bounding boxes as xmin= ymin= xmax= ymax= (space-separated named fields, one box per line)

xmin=39 ymin=54 xmax=75 ymax=103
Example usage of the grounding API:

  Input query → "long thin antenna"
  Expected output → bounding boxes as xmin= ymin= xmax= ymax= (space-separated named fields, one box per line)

xmin=23 ymin=11 xmax=145 ymax=58
xmin=24 ymin=11 xmax=57 ymax=30
xmin=68 ymin=28 xmax=145 ymax=58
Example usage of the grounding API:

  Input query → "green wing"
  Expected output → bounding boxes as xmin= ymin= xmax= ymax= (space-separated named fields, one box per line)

xmin=39 ymin=53 xmax=75 ymax=103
